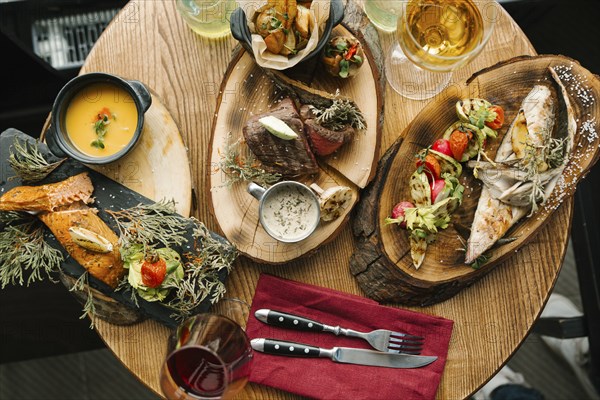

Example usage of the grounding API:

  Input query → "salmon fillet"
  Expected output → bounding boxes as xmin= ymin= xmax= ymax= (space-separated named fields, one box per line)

xmin=0 ymin=172 xmax=93 ymax=212
xmin=38 ymin=203 xmax=125 ymax=288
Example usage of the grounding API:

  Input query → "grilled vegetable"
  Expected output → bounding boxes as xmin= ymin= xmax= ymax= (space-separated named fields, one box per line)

xmin=384 ymin=201 xmax=415 ymax=228
xmin=443 ymin=122 xmax=484 ymax=162
xmin=310 ymin=183 xmax=353 ymax=221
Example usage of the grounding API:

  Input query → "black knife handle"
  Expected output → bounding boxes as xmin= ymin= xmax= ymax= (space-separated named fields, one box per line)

xmin=252 ymin=338 xmax=322 ymax=358
xmin=256 ymin=309 xmax=325 ymax=332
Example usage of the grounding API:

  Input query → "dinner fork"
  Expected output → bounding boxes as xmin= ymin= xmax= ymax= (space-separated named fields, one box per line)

xmin=255 ymin=309 xmax=424 ymax=354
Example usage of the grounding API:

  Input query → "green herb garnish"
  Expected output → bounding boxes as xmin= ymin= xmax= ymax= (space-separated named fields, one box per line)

xmin=8 ymin=138 xmax=65 ymax=182
xmin=106 ymin=200 xmax=188 ymax=251
xmin=218 ymin=136 xmax=281 ymax=187
xmin=91 ymin=112 xmax=111 ymax=149
xmin=309 ymin=90 xmax=367 ymax=131
xmin=0 ymin=212 xmax=63 ymax=289
xmin=69 ymin=271 xmax=96 ymax=329
xmin=339 ymin=60 xmax=350 ymax=78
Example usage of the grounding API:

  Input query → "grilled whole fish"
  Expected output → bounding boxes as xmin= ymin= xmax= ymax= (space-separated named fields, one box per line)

xmin=0 ymin=172 xmax=93 ymax=212
xmin=39 ymin=203 xmax=124 ymax=288
xmin=465 ymin=68 xmax=576 ymax=264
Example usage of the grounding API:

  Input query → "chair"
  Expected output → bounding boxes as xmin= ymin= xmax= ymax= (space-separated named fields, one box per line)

xmin=533 ymin=166 xmax=600 ymax=394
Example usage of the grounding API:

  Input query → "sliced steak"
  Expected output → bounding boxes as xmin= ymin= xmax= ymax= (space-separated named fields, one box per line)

xmin=243 ymin=98 xmax=318 ymax=177
xmin=304 ymin=119 xmax=355 ymax=156
xmin=299 ymin=105 xmax=355 ymax=156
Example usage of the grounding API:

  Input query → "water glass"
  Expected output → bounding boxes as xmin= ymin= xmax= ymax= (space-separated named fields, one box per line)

xmin=176 ymin=0 xmax=236 ymax=39
xmin=160 ymin=301 xmax=253 ymax=400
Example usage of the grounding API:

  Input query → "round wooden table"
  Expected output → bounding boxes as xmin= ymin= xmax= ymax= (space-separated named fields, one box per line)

xmin=83 ymin=1 xmax=571 ymax=399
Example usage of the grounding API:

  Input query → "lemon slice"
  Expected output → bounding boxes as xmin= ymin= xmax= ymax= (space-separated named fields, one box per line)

xmin=259 ymin=116 xmax=298 ymax=140
xmin=69 ymin=227 xmax=113 ymax=253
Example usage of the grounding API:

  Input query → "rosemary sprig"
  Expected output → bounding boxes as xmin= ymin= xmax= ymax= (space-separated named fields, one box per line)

xmin=310 ymin=91 xmax=367 ymax=131
xmin=163 ymin=220 xmax=237 ymax=320
xmin=0 ymin=215 xmax=63 ymax=288
xmin=108 ymin=202 xmax=238 ymax=320
xmin=218 ymin=138 xmax=281 ymax=187
xmin=8 ymin=138 xmax=65 ymax=182
xmin=547 ymin=137 xmax=568 ymax=169
xmin=522 ymin=143 xmax=550 ymax=215
xmin=107 ymin=200 xmax=189 ymax=250
xmin=69 ymin=271 xmax=96 ymax=329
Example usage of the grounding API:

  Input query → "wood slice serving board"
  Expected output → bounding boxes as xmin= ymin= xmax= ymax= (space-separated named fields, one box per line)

xmin=350 ymin=55 xmax=600 ymax=306
xmin=42 ymin=90 xmax=192 ymax=217
xmin=209 ymin=23 xmax=383 ymax=264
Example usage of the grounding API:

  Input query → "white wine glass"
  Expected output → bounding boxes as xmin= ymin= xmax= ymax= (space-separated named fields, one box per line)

xmin=385 ymin=0 xmax=499 ymax=100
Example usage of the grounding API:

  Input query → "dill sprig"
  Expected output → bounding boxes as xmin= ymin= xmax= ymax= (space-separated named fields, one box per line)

xmin=0 ymin=214 xmax=63 ymax=288
xmin=218 ymin=138 xmax=281 ymax=187
xmin=8 ymin=138 xmax=66 ymax=182
xmin=107 ymin=200 xmax=189 ymax=250
xmin=163 ymin=220 xmax=237 ymax=321
xmin=310 ymin=91 xmax=367 ymax=131
xmin=69 ymin=271 xmax=96 ymax=329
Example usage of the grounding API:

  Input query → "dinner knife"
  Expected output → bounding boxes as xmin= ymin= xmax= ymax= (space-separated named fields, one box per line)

xmin=251 ymin=338 xmax=437 ymax=369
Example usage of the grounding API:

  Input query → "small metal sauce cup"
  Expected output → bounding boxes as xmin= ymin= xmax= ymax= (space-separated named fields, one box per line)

xmin=247 ymin=181 xmax=320 ymax=243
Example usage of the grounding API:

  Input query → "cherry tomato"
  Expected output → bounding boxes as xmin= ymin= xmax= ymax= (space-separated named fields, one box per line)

xmin=431 ymin=139 xmax=453 ymax=158
xmin=416 ymin=154 xmax=441 ymax=181
xmin=95 ymin=107 xmax=112 ymax=122
xmin=430 ymin=179 xmax=445 ymax=203
xmin=391 ymin=201 xmax=415 ymax=228
xmin=449 ymin=129 xmax=470 ymax=161
xmin=141 ymin=257 xmax=167 ymax=288
xmin=485 ymin=105 xmax=504 ymax=130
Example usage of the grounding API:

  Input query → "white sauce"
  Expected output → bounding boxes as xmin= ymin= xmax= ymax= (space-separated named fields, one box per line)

xmin=261 ymin=185 xmax=319 ymax=241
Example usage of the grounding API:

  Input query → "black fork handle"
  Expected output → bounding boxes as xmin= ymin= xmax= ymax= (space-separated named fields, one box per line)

xmin=255 ymin=309 xmax=326 ymax=332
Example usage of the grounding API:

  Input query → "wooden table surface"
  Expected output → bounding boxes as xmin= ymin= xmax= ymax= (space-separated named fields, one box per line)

xmin=82 ymin=1 xmax=572 ymax=399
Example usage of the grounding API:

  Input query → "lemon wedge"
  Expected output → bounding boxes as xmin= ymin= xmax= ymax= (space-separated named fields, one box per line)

xmin=69 ymin=227 xmax=113 ymax=253
xmin=259 ymin=116 xmax=298 ymax=140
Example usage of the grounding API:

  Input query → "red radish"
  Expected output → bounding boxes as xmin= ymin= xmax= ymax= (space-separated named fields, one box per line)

xmin=391 ymin=201 xmax=414 ymax=228
xmin=430 ymin=179 xmax=445 ymax=203
xmin=431 ymin=139 xmax=453 ymax=158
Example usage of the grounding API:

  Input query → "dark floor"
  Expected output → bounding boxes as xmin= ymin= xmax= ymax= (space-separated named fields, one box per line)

xmin=0 ymin=0 xmax=599 ymax=399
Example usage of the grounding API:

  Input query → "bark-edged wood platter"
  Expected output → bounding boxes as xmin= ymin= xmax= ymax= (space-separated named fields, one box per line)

xmin=208 ymin=22 xmax=383 ymax=264
xmin=350 ymin=55 xmax=600 ymax=306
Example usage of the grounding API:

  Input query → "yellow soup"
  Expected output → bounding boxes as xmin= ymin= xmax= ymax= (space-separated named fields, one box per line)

xmin=65 ymin=82 xmax=138 ymax=158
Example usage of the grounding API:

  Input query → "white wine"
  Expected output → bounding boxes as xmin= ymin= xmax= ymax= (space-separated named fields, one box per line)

xmin=397 ymin=0 xmax=484 ymax=71
xmin=176 ymin=0 xmax=235 ymax=39
xmin=363 ymin=0 xmax=404 ymax=32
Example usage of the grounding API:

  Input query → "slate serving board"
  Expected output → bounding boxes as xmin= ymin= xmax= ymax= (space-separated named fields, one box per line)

xmin=0 ymin=128 xmax=231 ymax=328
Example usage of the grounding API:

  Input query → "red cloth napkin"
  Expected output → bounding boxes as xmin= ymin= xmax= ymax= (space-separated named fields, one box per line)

xmin=246 ymin=274 xmax=454 ymax=400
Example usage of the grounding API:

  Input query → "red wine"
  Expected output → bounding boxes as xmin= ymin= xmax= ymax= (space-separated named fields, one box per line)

xmin=166 ymin=346 xmax=227 ymax=397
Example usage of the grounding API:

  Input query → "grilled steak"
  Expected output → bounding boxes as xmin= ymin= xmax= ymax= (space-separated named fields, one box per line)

xmin=243 ymin=98 xmax=318 ymax=177
xmin=299 ymin=105 xmax=355 ymax=156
